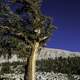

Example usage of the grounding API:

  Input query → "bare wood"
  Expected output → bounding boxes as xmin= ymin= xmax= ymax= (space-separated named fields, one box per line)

xmin=27 ymin=42 xmax=39 ymax=80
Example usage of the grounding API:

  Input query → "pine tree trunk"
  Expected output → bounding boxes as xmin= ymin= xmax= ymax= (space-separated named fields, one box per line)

xmin=27 ymin=42 xmax=39 ymax=80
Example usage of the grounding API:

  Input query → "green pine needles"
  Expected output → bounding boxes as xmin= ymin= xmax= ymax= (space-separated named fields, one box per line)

xmin=0 ymin=0 xmax=55 ymax=59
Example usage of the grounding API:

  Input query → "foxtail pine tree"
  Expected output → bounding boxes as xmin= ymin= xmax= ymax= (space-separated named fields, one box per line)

xmin=0 ymin=0 xmax=56 ymax=80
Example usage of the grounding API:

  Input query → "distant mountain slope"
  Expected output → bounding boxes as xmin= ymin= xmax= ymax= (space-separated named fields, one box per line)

xmin=0 ymin=48 xmax=80 ymax=62
xmin=38 ymin=48 xmax=80 ymax=60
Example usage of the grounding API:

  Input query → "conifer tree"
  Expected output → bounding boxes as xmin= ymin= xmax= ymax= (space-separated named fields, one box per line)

xmin=0 ymin=0 xmax=56 ymax=80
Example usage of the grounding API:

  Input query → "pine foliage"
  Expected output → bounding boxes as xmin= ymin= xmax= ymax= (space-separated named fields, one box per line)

xmin=0 ymin=0 xmax=55 ymax=59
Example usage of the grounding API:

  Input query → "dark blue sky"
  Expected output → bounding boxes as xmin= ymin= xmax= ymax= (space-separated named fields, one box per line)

xmin=41 ymin=0 xmax=80 ymax=51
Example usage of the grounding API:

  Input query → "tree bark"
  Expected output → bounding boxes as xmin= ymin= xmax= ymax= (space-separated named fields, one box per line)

xmin=27 ymin=42 xmax=39 ymax=80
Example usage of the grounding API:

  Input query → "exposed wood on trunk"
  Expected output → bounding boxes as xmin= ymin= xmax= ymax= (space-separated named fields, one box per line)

xmin=27 ymin=42 xmax=39 ymax=80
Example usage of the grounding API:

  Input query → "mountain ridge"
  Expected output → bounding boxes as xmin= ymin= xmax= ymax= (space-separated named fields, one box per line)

xmin=37 ymin=48 xmax=80 ymax=60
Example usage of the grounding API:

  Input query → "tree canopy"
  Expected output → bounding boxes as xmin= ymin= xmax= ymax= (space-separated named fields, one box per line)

xmin=0 ymin=0 xmax=55 ymax=58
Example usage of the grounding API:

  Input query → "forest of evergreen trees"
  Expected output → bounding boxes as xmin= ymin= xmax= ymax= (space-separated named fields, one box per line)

xmin=0 ymin=61 xmax=25 ymax=75
xmin=36 ymin=56 xmax=80 ymax=75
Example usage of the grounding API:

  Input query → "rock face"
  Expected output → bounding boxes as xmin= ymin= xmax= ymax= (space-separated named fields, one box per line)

xmin=0 ymin=48 xmax=80 ymax=80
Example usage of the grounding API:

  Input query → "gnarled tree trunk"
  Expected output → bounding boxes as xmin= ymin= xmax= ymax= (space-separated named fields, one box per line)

xmin=27 ymin=42 xmax=39 ymax=80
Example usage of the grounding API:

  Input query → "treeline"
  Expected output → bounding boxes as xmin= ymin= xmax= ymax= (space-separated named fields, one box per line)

xmin=36 ymin=56 xmax=80 ymax=75
xmin=1 ymin=56 xmax=80 ymax=75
